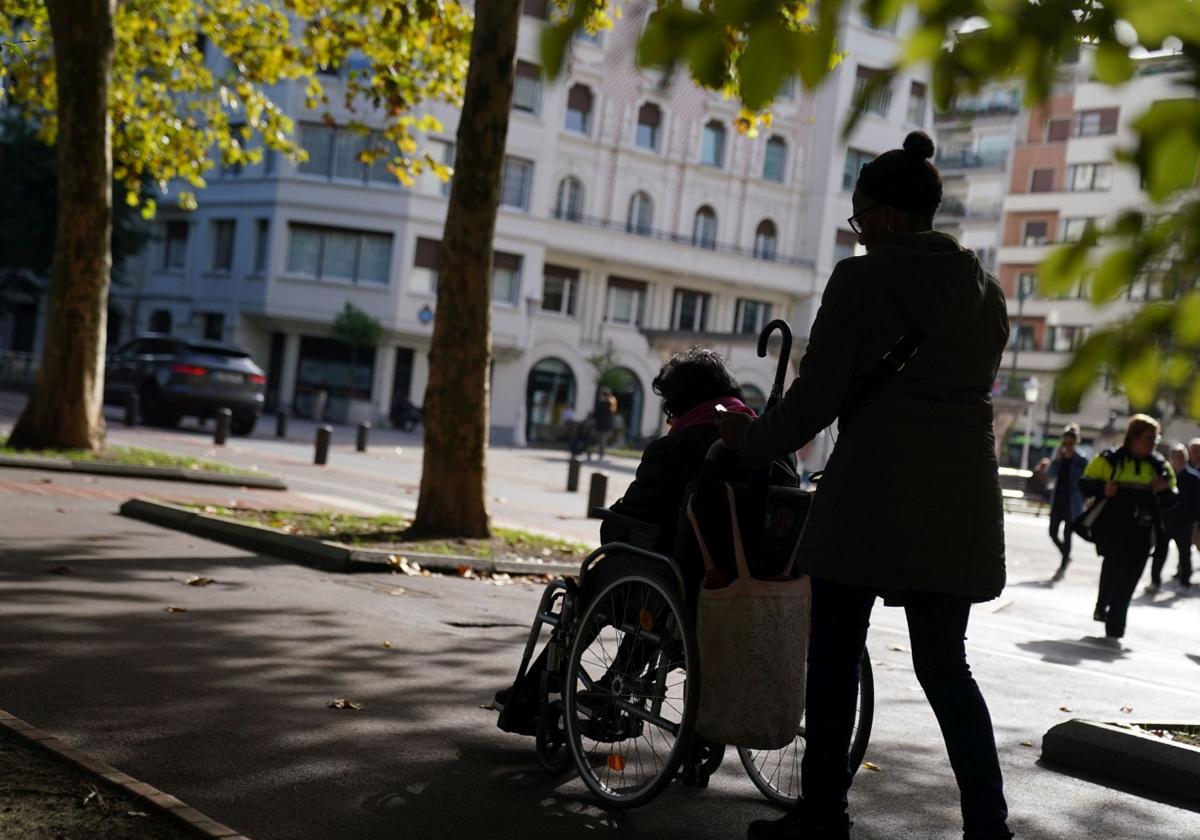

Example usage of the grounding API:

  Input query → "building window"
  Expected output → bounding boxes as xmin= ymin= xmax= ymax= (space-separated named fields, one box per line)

xmin=513 ymin=61 xmax=543 ymax=116
xmin=297 ymin=123 xmax=397 ymax=186
xmin=753 ymin=219 xmax=778 ymax=260
xmin=286 ymin=224 xmax=392 ymax=285
xmin=202 ymin=312 xmax=225 ymax=342
xmin=298 ymin=124 xmax=335 ymax=176
xmin=701 ymin=120 xmax=725 ymax=167
xmin=253 ymin=219 xmax=270 ymax=274
xmin=163 ymin=221 xmax=189 ymax=270
xmin=692 ymin=206 xmax=717 ymax=249
xmin=501 ymin=157 xmax=534 ymax=210
xmin=605 ymin=278 xmax=646 ymax=326
xmin=843 ymin=148 xmax=875 ymax=191
xmin=861 ymin=10 xmax=898 ymax=32
xmin=210 ymin=219 xmax=236 ymax=272
xmin=149 ymin=309 xmax=173 ymax=334
xmin=636 ymin=103 xmax=662 ymax=151
xmin=522 ymin=0 xmax=549 ymax=19
xmin=907 ymin=81 xmax=927 ymax=125
xmin=1015 ymin=271 xmax=1037 ymax=299
xmin=854 ymin=66 xmax=892 ymax=117
xmin=1046 ymin=117 xmax=1071 ymax=142
xmin=627 ymin=192 xmax=654 ymax=235
xmin=411 ymin=237 xmax=440 ymax=295
xmin=1047 ymin=325 xmax=1083 ymax=352
xmin=834 ymin=229 xmax=858 ymax=264
xmin=565 ymin=84 xmax=593 ymax=134
xmin=1073 ymin=108 xmax=1119 ymax=137
xmin=1022 ymin=220 xmax=1049 ymax=246
xmin=1067 ymin=163 xmax=1113 ymax=192
xmin=413 ymin=139 xmax=455 ymax=197
xmin=334 ymin=130 xmax=368 ymax=181
xmin=1061 ymin=217 xmax=1098 ymax=242
xmin=1009 ymin=323 xmax=1036 ymax=351
xmin=554 ymin=176 xmax=584 ymax=221
xmin=542 ymin=265 xmax=579 ymax=316
xmin=763 ymin=136 xmax=786 ymax=182
xmin=575 ymin=28 xmax=603 ymax=46
xmin=1029 ymin=168 xmax=1056 ymax=193
xmin=735 ymin=298 xmax=771 ymax=335
xmin=492 ymin=252 xmax=523 ymax=305
xmin=776 ymin=78 xmax=795 ymax=100
xmin=671 ymin=288 xmax=710 ymax=332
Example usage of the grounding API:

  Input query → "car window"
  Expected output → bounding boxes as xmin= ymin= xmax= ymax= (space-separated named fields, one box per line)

xmin=141 ymin=339 xmax=179 ymax=355
xmin=117 ymin=340 xmax=143 ymax=358
xmin=185 ymin=343 xmax=250 ymax=359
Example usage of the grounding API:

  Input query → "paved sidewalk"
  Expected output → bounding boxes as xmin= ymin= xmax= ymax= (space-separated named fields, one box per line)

xmin=2 ymin=474 xmax=1199 ymax=839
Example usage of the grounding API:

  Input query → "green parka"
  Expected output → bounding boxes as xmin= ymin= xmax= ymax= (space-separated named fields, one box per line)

xmin=737 ymin=231 xmax=1009 ymax=602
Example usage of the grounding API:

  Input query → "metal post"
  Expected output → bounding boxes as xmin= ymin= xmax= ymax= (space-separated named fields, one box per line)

xmin=566 ymin=457 xmax=582 ymax=492
xmin=587 ymin=472 xmax=608 ymax=517
xmin=214 ymin=408 xmax=232 ymax=446
xmin=275 ymin=410 xmax=288 ymax=438
xmin=1020 ymin=403 xmax=1034 ymax=471
xmin=312 ymin=389 xmax=329 ymax=425
xmin=124 ymin=393 xmax=139 ymax=427
xmin=356 ymin=421 xmax=371 ymax=453
xmin=314 ymin=425 xmax=332 ymax=466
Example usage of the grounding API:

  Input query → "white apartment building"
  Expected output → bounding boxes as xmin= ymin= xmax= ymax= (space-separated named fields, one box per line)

xmin=114 ymin=2 xmax=931 ymax=450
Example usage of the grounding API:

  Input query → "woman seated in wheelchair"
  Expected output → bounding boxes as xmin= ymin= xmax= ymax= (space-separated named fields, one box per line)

xmin=495 ymin=347 xmax=757 ymax=734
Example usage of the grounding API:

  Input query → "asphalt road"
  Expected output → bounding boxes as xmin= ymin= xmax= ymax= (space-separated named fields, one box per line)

xmin=2 ymin=465 xmax=1199 ymax=839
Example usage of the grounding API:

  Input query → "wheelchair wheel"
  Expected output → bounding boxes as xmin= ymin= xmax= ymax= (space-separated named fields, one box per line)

xmin=737 ymin=649 xmax=875 ymax=808
xmin=563 ymin=572 xmax=698 ymax=808
xmin=535 ymin=701 xmax=572 ymax=775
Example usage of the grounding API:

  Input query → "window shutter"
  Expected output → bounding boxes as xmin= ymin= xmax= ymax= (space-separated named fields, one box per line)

xmin=414 ymin=237 xmax=441 ymax=270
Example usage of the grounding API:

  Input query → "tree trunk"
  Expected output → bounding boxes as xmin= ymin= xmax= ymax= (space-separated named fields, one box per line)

xmin=409 ymin=0 xmax=520 ymax=538
xmin=6 ymin=0 xmax=115 ymax=452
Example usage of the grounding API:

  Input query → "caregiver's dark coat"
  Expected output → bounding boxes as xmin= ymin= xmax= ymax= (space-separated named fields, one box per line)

xmin=737 ymin=231 xmax=1009 ymax=602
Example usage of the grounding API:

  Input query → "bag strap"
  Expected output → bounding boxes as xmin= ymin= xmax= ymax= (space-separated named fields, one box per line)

xmin=840 ymin=327 xmax=925 ymax=424
xmin=686 ymin=483 xmax=751 ymax=580
xmin=686 ymin=496 xmax=717 ymax=574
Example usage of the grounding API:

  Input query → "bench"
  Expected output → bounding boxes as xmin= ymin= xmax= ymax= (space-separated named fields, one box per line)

xmin=998 ymin=467 xmax=1050 ymax=516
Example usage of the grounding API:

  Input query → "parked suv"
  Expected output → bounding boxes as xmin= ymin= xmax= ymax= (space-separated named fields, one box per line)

xmin=104 ymin=334 xmax=266 ymax=435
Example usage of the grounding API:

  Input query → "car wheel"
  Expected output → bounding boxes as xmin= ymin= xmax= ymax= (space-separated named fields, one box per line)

xmin=230 ymin=414 xmax=257 ymax=436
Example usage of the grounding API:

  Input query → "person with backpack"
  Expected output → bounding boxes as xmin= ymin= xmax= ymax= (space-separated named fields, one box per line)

xmin=1047 ymin=424 xmax=1088 ymax=581
xmin=1080 ymin=414 xmax=1177 ymax=640
xmin=1148 ymin=443 xmax=1197 ymax=591
xmin=719 ymin=131 xmax=1012 ymax=840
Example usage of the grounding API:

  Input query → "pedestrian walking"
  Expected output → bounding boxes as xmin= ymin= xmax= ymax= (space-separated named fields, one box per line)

xmin=1081 ymin=415 xmax=1177 ymax=640
xmin=1149 ymin=443 xmax=1199 ymax=590
xmin=718 ymin=130 xmax=1013 ymax=840
xmin=591 ymin=386 xmax=617 ymax=461
xmin=1048 ymin=424 xmax=1088 ymax=581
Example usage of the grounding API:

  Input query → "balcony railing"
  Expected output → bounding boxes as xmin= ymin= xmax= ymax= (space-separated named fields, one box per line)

xmin=549 ymin=211 xmax=814 ymax=267
xmin=937 ymin=199 xmax=1002 ymax=222
xmin=935 ymin=149 xmax=1008 ymax=170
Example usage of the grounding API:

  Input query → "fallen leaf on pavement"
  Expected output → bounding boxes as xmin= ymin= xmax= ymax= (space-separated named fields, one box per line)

xmin=35 ymin=477 xmax=52 ymax=484
xmin=1120 ymin=706 xmax=1134 ymax=713
xmin=480 ymin=703 xmax=497 ymax=711
xmin=861 ymin=761 xmax=881 ymax=772
xmin=457 ymin=564 xmax=475 ymax=578
xmin=55 ymin=507 xmax=67 ymax=514
xmin=388 ymin=555 xmax=422 ymax=576
xmin=164 ymin=606 xmax=188 ymax=613
xmin=1059 ymin=706 xmax=1073 ymax=713
xmin=185 ymin=576 xmax=216 ymax=587
xmin=48 ymin=565 xmax=73 ymax=575
xmin=383 ymin=640 xmax=393 ymax=648
xmin=888 ymin=645 xmax=907 ymax=652
xmin=1020 ymin=741 xmax=1034 ymax=747
xmin=328 ymin=698 xmax=364 ymax=710
xmin=127 ymin=811 xmax=148 ymax=817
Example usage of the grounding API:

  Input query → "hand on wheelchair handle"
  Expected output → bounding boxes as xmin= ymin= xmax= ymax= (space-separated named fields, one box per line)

xmin=715 ymin=411 xmax=753 ymax=448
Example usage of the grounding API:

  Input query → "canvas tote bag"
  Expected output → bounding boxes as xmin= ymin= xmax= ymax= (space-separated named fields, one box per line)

xmin=686 ymin=483 xmax=810 ymax=749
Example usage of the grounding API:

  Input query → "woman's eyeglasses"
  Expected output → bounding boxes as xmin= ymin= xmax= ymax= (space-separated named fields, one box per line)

xmin=847 ymin=204 xmax=881 ymax=235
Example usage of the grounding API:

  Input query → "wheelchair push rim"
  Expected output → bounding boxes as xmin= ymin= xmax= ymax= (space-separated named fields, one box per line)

xmin=737 ymin=650 xmax=875 ymax=808
xmin=563 ymin=573 xmax=699 ymax=808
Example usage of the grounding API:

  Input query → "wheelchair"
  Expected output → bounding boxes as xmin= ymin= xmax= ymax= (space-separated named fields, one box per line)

xmin=496 ymin=472 xmax=875 ymax=810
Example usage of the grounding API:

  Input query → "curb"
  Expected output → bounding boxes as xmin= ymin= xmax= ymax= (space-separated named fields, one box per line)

xmin=0 ymin=454 xmax=286 ymax=491
xmin=119 ymin=498 xmax=579 ymax=578
xmin=0 ymin=708 xmax=250 ymax=839
xmin=1042 ymin=719 xmax=1200 ymax=805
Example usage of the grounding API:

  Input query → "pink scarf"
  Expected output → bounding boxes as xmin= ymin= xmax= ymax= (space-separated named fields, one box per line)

xmin=669 ymin=396 xmax=756 ymax=435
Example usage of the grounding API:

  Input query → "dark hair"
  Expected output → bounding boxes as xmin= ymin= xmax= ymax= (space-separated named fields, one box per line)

xmin=855 ymin=130 xmax=943 ymax=217
xmin=652 ymin=346 xmax=742 ymax=419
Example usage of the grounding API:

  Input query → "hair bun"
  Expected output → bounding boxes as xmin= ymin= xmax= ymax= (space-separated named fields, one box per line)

xmin=903 ymin=130 xmax=935 ymax=161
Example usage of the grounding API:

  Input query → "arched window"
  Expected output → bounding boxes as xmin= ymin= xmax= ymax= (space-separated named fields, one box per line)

xmin=763 ymin=136 xmax=786 ymax=182
xmin=565 ymin=84 xmax=593 ymax=134
xmin=692 ymin=206 xmax=717 ymax=249
xmin=554 ymin=176 xmax=584 ymax=222
xmin=526 ymin=357 xmax=577 ymax=443
xmin=627 ymin=191 xmax=654 ymax=235
xmin=701 ymin=120 xmax=725 ymax=167
xmin=754 ymin=219 xmax=778 ymax=260
xmin=149 ymin=309 xmax=172 ymax=334
xmin=636 ymin=103 xmax=662 ymax=151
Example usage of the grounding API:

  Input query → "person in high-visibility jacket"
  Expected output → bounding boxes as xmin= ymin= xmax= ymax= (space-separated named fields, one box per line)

xmin=1080 ymin=414 xmax=1177 ymax=640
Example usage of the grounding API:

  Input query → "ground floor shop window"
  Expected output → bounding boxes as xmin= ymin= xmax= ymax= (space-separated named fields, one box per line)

xmin=526 ymin=357 xmax=576 ymax=444
xmin=294 ymin=335 xmax=376 ymax=422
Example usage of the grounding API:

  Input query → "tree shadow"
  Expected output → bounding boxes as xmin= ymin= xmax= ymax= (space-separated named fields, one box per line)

xmin=1016 ymin=637 xmax=1131 ymax=665
xmin=1035 ymin=758 xmax=1200 ymax=814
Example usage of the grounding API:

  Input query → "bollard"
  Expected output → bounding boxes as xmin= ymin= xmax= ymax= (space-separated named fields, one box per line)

xmin=586 ymin=472 xmax=608 ymax=518
xmin=356 ymin=421 xmax=371 ymax=453
xmin=566 ymin=457 xmax=582 ymax=492
xmin=124 ymin=393 xmax=139 ymax=427
xmin=314 ymin=424 xmax=332 ymax=466
xmin=214 ymin=408 xmax=232 ymax=446
xmin=275 ymin=410 xmax=288 ymax=438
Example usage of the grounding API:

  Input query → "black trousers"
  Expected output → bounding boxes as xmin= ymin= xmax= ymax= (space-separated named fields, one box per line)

xmin=1150 ymin=524 xmax=1195 ymax=586
xmin=1048 ymin=509 xmax=1073 ymax=564
xmin=800 ymin=579 xmax=1010 ymax=840
xmin=1097 ymin=529 xmax=1153 ymax=638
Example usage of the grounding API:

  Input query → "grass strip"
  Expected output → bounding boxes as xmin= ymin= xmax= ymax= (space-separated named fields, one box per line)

xmin=0 ymin=445 xmax=263 ymax=478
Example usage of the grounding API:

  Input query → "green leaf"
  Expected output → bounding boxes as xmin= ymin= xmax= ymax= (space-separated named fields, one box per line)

xmin=1121 ymin=347 xmax=1162 ymax=410
xmin=737 ymin=23 xmax=792 ymax=111
xmin=1039 ymin=239 xmax=1092 ymax=296
xmin=903 ymin=26 xmax=944 ymax=65
xmin=1094 ymin=39 xmax=1134 ymax=85
xmin=539 ymin=24 xmax=571 ymax=80
xmin=1177 ymin=292 xmax=1200 ymax=345
xmin=1090 ymin=249 xmax=1137 ymax=303
xmin=1146 ymin=128 xmax=1200 ymax=203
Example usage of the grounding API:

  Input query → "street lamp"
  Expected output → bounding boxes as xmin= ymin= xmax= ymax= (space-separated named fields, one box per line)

xmin=512 ymin=293 xmax=543 ymax=447
xmin=1020 ymin=376 xmax=1041 ymax=471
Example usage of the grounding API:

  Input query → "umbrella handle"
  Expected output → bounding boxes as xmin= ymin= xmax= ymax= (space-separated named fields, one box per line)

xmin=757 ymin=319 xmax=792 ymax=410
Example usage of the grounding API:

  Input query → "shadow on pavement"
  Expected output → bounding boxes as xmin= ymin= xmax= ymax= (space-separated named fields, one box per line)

xmin=1035 ymin=758 xmax=1200 ymax=815
xmin=1016 ymin=637 xmax=1130 ymax=665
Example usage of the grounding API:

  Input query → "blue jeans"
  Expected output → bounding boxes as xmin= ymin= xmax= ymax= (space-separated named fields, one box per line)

xmin=800 ymin=579 xmax=1011 ymax=840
